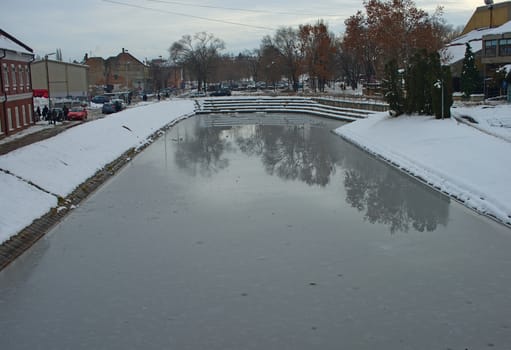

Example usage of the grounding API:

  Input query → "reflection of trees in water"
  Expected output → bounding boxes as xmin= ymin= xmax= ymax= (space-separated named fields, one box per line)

xmin=174 ymin=124 xmax=231 ymax=177
xmin=341 ymin=142 xmax=449 ymax=233
xmin=172 ymin=115 xmax=450 ymax=234
xmin=236 ymin=125 xmax=339 ymax=186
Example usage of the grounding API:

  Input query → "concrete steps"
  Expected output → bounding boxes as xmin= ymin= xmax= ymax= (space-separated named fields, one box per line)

xmin=196 ymin=97 xmax=376 ymax=121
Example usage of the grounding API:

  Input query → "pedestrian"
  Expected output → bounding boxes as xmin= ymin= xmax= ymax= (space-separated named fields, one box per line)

xmin=143 ymin=94 xmax=147 ymax=102
xmin=42 ymin=105 xmax=49 ymax=121
xmin=157 ymin=93 xmax=161 ymax=101
xmin=36 ymin=106 xmax=41 ymax=121
xmin=51 ymin=109 xmax=58 ymax=125
xmin=63 ymin=105 xmax=69 ymax=120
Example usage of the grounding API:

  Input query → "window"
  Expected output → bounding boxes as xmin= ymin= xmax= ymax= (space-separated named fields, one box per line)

xmin=22 ymin=105 xmax=27 ymax=125
xmin=25 ymin=66 xmax=30 ymax=89
xmin=2 ymin=64 xmax=9 ymax=90
xmin=485 ymin=40 xmax=497 ymax=56
xmin=7 ymin=108 xmax=13 ymax=131
xmin=11 ymin=64 xmax=17 ymax=89
xmin=18 ymin=65 xmax=24 ymax=90
xmin=15 ymin=106 xmax=20 ymax=128
xmin=499 ymin=38 xmax=511 ymax=56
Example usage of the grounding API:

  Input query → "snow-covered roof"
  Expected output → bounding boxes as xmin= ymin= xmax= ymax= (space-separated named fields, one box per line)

xmin=0 ymin=30 xmax=33 ymax=55
xmin=441 ymin=29 xmax=487 ymax=65
xmin=484 ymin=20 xmax=511 ymax=36
xmin=441 ymin=20 xmax=511 ymax=65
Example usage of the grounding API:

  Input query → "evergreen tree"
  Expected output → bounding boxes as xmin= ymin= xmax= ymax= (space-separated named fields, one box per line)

xmin=460 ymin=43 xmax=480 ymax=98
xmin=382 ymin=59 xmax=404 ymax=116
xmin=402 ymin=50 xmax=452 ymax=118
xmin=405 ymin=50 xmax=428 ymax=114
xmin=425 ymin=52 xmax=442 ymax=116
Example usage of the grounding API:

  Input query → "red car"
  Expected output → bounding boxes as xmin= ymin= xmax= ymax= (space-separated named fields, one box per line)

xmin=67 ymin=107 xmax=88 ymax=121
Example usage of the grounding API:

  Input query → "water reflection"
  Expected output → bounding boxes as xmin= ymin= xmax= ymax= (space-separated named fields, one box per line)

xmin=174 ymin=125 xmax=232 ymax=177
xmin=237 ymin=125 xmax=339 ymax=186
xmin=343 ymin=162 xmax=449 ymax=234
xmin=171 ymin=115 xmax=449 ymax=233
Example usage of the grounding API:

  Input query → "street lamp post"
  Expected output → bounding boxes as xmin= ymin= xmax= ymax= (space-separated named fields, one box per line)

xmin=441 ymin=78 xmax=445 ymax=119
xmin=44 ymin=52 xmax=56 ymax=109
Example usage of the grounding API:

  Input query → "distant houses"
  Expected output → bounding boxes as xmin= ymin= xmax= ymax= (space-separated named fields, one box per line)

xmin=0 ymin=29 xmax=35 ymax=137
xmin=85 ymin=48 xmax=147 ymax=96
xmin=85 ymin=48 xmax=182 ymax=96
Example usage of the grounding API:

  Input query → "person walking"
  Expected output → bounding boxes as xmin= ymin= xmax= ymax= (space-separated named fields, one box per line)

xmin=36 ymin=106 xmax=41 ymax=122
xmin=42 ymin=105 xmax=49 ymax=121
xmin=51 ymin=109 xmax=57 ymax=125
xmin=63 ymin=105 xmax=69 ymax=120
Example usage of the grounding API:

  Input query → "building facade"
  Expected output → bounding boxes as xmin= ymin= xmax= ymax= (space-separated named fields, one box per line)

xmin=463 ymin=1 xmax=511 ymax=34
xmin=148 ymin=58 xmax=183 ymax=92
xmin=31 ymin=60 xmax=89 ymax=100
xmin=85 ymin=49 xmax=148 ymax=96
xmin=443 ymin=2 xmax=511 ymax=95
xmin=481 ymin=21 xmax=511 ymax=65
xmin=480 ymin=21 xmax=511 ymax=97
xmin=0 ymin=29 xmax=35 ymax=138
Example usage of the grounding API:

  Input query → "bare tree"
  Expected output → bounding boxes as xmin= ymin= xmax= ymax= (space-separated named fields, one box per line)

xmin=261 ymin=27 xmax=303 ymax=91
xmin=259 ymin=45 xmax=281 ymax=88
xmin=244 ymin=49 xmax=261 ymax=82
xmin=170 ymin=32 xmax=225 ymax=91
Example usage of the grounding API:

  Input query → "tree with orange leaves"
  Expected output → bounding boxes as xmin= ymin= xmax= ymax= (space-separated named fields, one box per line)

xmin=342 ymin=0 xmax=445 ymax=81
xmin=299 ymin=21 xmax=337 ymax=92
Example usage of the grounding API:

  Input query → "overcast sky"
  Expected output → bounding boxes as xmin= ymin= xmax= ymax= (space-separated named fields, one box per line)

xmin=3 ymin=0 xmax=484 ymax=63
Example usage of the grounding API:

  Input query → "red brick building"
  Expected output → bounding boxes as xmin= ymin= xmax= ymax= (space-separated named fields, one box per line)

xmin=85 ymin=49 xmax=148 ymax=95
xmin=0 ymin=29 xmax=35 ymax=138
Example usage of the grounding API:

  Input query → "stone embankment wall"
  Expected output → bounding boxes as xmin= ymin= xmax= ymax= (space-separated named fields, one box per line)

xmin=313 ymin=97 xmax=388 ymax=112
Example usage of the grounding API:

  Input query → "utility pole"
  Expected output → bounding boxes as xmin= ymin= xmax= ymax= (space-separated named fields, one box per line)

xmin=44 ymin=52 xmax=56 ymax=108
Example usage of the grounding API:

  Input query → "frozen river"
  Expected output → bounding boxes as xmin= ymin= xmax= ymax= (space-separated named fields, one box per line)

xmin=1 ymin=113 xmax=510 ymax=349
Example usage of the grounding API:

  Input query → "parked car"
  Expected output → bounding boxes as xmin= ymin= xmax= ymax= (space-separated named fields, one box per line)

xmin=91 ymin=95 xmax=110 ymax=104
xmin=189 ymin=90 xmax=206 ymax=98
xmin=209 ymin=88 xmax=231 ymax=97
xmin=67 ymin=107 xmax=88 ymax=120
xmin=102 ymin=103 xmax=116 ymax=114
xmin=111 ymin=99 xmax=126 ymax=112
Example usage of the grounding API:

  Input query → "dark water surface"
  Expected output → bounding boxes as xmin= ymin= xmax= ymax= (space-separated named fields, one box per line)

xmin=1 ymin=114 xmax=511 ymax=349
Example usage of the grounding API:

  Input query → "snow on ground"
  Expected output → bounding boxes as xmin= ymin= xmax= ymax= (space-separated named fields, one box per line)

xmin=0 ymin=172 xmax=57 ymax=244
xmin=1 ymin=96 xmax=511 ymax=245
xmin=452 ymin=103 xmax=511 ymax=142
xmin=335 ymin=110 xmax=511 ymax=226
xmin=0 ymin=122 xmax=54 ymax=145
xmin=0 ymin=99 xmax=195 ymax=244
